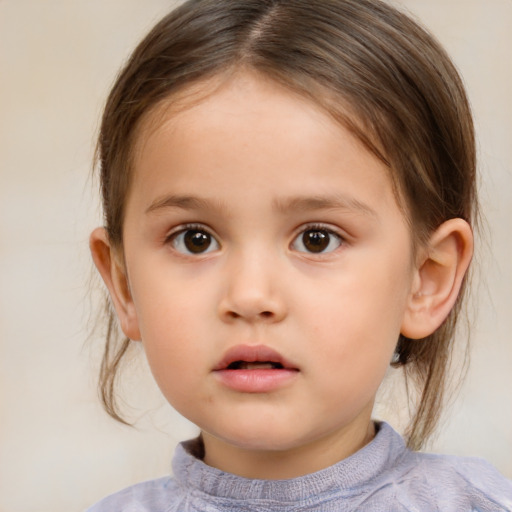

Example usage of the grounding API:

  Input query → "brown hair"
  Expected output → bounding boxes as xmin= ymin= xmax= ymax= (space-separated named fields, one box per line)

xmin=95 ymin=0 xmax=477 ymax=449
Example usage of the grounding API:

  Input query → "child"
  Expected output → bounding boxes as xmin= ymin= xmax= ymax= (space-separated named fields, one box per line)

xmin=87 ymin=0 xmax=512 ymax=509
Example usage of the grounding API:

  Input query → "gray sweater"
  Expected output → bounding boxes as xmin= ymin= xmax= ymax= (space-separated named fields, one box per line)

xmin=87 ymin=422 xmax=512 ymax=511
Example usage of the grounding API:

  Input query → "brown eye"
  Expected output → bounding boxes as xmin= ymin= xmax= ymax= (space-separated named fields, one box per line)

xmin=184 ymin=230 xmax=212 ymax=253
xmin=292 ymin=227 xmax=342 ymax=254
xmin=171 ymin=228 xmax=220 ymax=254
xmin=303 ymin=230 xmax=329 ymax=252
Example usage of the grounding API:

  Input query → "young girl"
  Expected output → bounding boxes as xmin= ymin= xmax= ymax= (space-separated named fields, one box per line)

xmin=87 ymin=0 xmax=512 ymax=509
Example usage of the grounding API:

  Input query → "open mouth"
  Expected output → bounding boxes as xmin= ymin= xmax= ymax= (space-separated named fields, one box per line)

xmin=226 ymin=361 xmax=285 ymax=370
xmin=214 ymin=344 xmax=298 ymax=372
xmin=213 ymin=345 xmax=299 ymax=392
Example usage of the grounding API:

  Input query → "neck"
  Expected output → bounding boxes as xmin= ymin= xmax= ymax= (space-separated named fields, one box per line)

xmin=201 ymin=419 xmax=376 ymax=480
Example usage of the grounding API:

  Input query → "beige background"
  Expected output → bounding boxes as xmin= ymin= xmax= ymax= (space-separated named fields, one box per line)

xmin=1 ymin=1 xmax=511 ymax=511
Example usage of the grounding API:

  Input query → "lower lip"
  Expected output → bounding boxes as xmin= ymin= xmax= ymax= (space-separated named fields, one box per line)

xmin=213 ymin=369 xmax=299 ymax=393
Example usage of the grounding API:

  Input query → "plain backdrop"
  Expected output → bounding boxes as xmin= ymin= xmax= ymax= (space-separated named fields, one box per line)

xmin=1 ymin=1 xmax=511 ymax=511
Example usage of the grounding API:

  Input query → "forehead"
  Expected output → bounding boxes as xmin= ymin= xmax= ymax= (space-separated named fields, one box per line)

xmin=134 ymin=70 xmax=387 ymax=165
xmin=128 ymin=72 xmax=400 ymax=218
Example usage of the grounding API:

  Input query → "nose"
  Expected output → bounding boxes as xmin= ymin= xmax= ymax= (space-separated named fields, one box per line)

xmin=217 ymin=251 xmax=287 ymax=324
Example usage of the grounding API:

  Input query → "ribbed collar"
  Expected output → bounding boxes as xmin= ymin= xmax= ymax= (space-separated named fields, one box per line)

xmin=172 ymin=422 xmax=407 ymax=505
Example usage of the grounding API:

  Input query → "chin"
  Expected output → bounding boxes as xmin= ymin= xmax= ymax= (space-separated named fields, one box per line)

xmin=206 ymin=420 xmax=319 ymax=454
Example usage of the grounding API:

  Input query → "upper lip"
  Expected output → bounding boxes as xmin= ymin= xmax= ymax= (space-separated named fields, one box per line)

xmin=213 ymin=344 xmax=299 ymax=371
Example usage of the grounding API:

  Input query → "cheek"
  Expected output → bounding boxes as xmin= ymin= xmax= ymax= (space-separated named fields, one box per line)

xmin=139 ymin=305 xmax=210 ymax=415
xmin=306 ymin=265 xmax=410 ymax=340
xmin=129 ymin=275 xmax=211 ymax=381
xmin=300 ymin=254 xmax=412 ymax=378
xmin=130 ymin=255 xmax=212 ymax=336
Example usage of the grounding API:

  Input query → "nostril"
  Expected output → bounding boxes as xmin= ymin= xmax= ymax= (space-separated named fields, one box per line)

xmin=260 ymin=311 xmax=273 ymax=318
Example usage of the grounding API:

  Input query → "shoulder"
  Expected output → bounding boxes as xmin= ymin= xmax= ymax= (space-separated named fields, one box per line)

xmin=85 ymin=476 xmax=178 ymax=512
xmin=386 ymin=449 xmax=512 ymax=511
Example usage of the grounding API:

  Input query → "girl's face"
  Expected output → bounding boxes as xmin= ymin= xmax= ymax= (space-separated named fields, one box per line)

xmin=119 ymin=72 xmax=418 ymax=478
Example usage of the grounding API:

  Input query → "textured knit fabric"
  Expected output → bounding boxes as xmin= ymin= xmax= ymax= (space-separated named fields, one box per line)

xmin=86 ymin=422 xmax=512 ymax=511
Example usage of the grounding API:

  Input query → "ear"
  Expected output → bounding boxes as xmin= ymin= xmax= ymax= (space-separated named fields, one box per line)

xmin=89 ymin=227 xmax=141 ymax=341
xmin=401 ymin=218 xmax=473 ymax=339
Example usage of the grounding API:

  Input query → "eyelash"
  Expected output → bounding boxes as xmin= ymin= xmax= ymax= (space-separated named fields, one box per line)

xmin=164 ymin=223 xmax=345 ymax=256
xmin=290 ymin=223 xmax=345 ymax=255
xmin=165 ymin=223 xmax=220 ymax=255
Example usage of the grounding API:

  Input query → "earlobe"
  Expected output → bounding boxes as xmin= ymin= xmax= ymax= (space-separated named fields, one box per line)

xmin=89 ymin=227 xmax=142 ymax=341
xmin=401 ymin=218 xmax=473 ymax=339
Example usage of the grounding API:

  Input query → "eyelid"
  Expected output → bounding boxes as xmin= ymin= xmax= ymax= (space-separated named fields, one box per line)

xmin=165 ymin=222 xmax=216 ymax=240
xmin=165 ymin=223 xmax=221 ymax=254
xmin=290 ymin=222 xmax=346 ymax=254
xmin=293 ymin=222 xmax=346 ymax=240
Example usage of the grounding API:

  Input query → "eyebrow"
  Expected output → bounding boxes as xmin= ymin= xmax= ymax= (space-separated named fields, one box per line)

xmin=273 ymin=194 xmax=377 ymax=217
xmin=145 ymin=195 xmax=227 ymax=214
xmin=145 ymin=193 xmax=377 ymax=217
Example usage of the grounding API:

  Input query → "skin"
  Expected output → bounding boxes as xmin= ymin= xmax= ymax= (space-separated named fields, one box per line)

xmin=91 ymin=72 xmax=473 ymax=479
